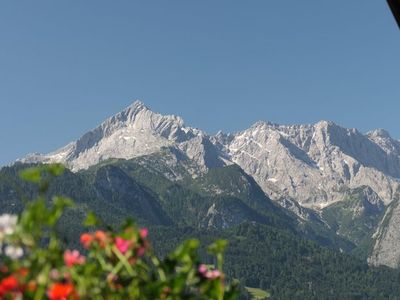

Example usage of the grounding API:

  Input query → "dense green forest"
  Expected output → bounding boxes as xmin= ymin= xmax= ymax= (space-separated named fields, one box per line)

xmin=151 ymin=224 xmax=400 ymax=299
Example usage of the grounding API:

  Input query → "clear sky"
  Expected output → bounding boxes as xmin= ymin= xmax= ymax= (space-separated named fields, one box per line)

xmin=1 ymin=1 xmax=399 ymax=166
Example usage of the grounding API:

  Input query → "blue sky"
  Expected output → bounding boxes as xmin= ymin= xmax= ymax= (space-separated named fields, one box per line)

xmin=1 ymin=1 xmax=399 ymax=166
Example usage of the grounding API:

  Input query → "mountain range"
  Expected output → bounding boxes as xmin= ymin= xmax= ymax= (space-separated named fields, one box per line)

xmin=15 ymin=100 xmax=400 ymax=268
xmin=4 ymin=100 xmax=400 ymax=297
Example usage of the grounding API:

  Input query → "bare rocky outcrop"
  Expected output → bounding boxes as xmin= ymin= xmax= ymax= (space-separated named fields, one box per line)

xmin=369 ymin=198 xmax=400 ymax=268
xmin=20 ymin=101 xmax=226 ymax=173
xmin=226 ymin=121 xmax=399 ymax=208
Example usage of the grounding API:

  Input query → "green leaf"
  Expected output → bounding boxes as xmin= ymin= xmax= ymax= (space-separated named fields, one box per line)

xmin=48 ymin=196 xmax=73 ymax=225
xmin=53 ymin=196 xmax=74 ymax=209
xmin=46 ymin=163 xmax=65 ymax=177
xmin=84 ymin=212 xmax=99 ymax=227
xmin=185 ymin=239 xmax=200 ymax=250
xmin=20 ymin=167 xmax=42 ymax=183
xmin=121 ymin=217 xmax=135 ymax=229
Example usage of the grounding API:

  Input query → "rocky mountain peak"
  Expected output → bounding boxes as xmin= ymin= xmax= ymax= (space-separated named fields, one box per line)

xmin=128 ymin=99 xmax=146 ymax=111
xmin=250 ymin=120 xmax=277 ymax=129
xmin=314 ymin=120 xmax=335 ymax=129
xmin=105 ymin=100 xmax=183 ymax=129
xmin=19 ymin=101 xmax=222 ymax=172
xmin=368 ymin=128 xmax=391 ymax=139
xmin=366 ymin=128 xmax=400 ymax=160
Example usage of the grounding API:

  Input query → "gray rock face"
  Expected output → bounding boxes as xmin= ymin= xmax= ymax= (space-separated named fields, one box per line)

xmin=369 ymin=197 xmax=400 ymax=268
xmin=20 ymin=101 xmax=400 ymax=267
xmin=224 ymin=121 xmax=400 ymax=209
xmin=202 ymin=203 xmax=248 ymax=229
xmin=20 ymin=101 xmax=226 ymax=173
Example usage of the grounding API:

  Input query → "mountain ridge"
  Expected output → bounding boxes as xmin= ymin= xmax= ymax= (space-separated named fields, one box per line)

xmin=15 ymin=100 xmax=400 ymax=268
xmin=18 ymin=100 xmax=400 ymax=209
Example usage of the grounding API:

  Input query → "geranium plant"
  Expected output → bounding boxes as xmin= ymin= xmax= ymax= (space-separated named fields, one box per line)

xmin=0 ymin=164 xmax=239 ymax=299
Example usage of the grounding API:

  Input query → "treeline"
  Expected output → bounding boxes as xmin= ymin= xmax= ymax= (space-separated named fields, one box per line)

xmin=150 ymin=223 xmax=400 ymax=299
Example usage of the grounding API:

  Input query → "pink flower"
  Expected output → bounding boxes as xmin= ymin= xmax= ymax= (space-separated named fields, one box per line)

xmin=198 ymin=264 xmax=222 ymax=280
xmin=207 ymin=270 xmax=221 ymax=279
xmin=115 ymin=237 xmax=131 ymax=254
xmin=63 ymin=250 xmax=86 ymax=267
xmin=139 ymin=228 xmax=148 ymax=239
xmin=198 ymin=264 xmax=207 ymax=275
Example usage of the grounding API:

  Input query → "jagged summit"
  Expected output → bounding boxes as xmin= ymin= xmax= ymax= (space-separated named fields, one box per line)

xmin=315 ymin=120 xmax=337 ymax=127
xmin=129 ymin=99 xmax=146 ymax=110
xmin=250 ymin=120 xmax=277 ymax=128
xmin=367 ymin=128 xmax=392 ymax=139
xmin=249 ymin=119 xmax=336 ymax=130
xmin=19 ymin=100 xmax=224 ymax=172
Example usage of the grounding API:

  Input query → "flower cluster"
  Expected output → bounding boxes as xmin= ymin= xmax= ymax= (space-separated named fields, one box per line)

xmin=47 ymin=283 xmax=78 ymax=300
xmin=0 ymin=214 xmax=18 ymax=238
xmin=0 ymin=268 xmax=31 ymax=298
xmin=80 ymin=227 xmax=149 ymax=257
xmin=198 ymin=264 xmax=223 ymax=280
xmin=0 ymin=214 xmax=24 ymax=260
xmin=0 ymin=275 xmax=19 ymax=297
xmin=63 ymin=250 xmax=86 ymax=267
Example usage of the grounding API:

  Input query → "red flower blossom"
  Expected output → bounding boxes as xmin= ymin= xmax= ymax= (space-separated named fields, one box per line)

xmin=94 ymin=230 xmax=107 ymax=247
xmin=0 ymin=275 xmax=19 ymax=296
xmin=47 ymin=283 xmax=77 ymax=300
xmin=80 ymin=233 xmax=93 ymax=249
xmin=17 ymin=267 xmax=28 ymax=278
